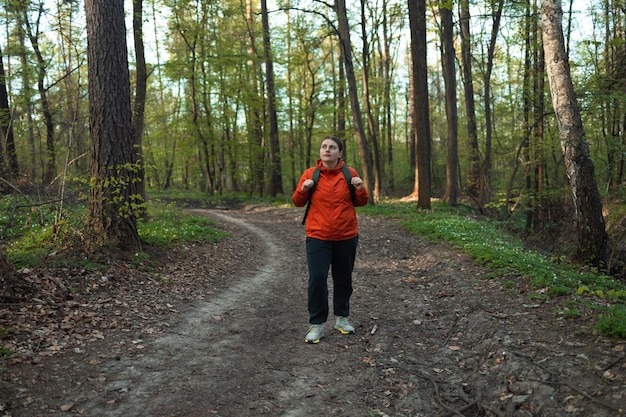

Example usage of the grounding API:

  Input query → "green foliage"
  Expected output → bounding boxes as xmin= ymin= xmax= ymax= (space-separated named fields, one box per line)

xmin=138 ymin=200 xmax=227 ymax=247
xmin=359 ymin=200 xmax=626 ymax=339
xmin=0 ymin=346 xmax=11 ymax=358
xmin=88 ymin=162 xmax=147 ymax=220
xmin=1 ymin=194 xmax=227 ymax=267
xmin=1 ymin=195 xmax=88 ymax=268
xmin=150 ymin=189 xmax=274 ymax=208
xmin=595 ymin=306 xmax=626 ymax=339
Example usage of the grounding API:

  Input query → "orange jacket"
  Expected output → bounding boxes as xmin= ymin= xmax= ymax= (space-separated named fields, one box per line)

xmin=292 ymin=159 xmax=369 ymax=241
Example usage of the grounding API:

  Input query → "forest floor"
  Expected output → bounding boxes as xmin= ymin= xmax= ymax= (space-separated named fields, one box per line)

xmin=0 ymin=205 xmax=625 ymax=417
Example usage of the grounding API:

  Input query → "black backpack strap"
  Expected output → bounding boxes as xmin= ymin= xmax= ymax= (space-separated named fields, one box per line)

xmin=301 ymin=168 xmax=320 ymax=225
xmin=342 ymin=164 xmax=356 ymax=204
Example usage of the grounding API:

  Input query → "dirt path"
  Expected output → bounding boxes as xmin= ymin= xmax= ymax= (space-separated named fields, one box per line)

xmin=1 ymin=206 xmax=625 ymax=416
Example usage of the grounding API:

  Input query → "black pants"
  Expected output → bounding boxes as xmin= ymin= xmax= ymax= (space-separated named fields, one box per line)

xmin=306 ymin=236 xmax=359 ymax=324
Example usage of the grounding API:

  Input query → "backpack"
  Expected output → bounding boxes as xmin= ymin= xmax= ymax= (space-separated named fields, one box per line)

xmin=301 ymin=164 xmax=356 ymax=225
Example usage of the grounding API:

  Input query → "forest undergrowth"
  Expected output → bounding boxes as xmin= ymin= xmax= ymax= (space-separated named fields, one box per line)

xmin=1 ymin=190 xmax=626 ymax=340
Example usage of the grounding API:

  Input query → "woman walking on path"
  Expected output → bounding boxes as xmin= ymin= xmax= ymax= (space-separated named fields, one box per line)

xmin=292 ymin=136 xmax=369 ymax=344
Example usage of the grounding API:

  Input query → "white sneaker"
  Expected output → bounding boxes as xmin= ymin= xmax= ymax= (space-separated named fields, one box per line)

xmin=334 ymin=316 xmax=355 ymax=334
xmin=305 ymin=324 xmax=324 ymax=344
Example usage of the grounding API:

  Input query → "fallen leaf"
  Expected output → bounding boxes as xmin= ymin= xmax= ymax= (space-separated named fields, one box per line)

xmin=603 ymin=370 xmax=615 ymax=380
xmin=60 ymin=403 xmax=74 ymax=411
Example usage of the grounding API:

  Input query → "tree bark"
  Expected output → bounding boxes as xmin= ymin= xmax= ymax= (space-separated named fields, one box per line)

xmin=84 ymin=0 xmax=141 ymax=251
xmin=132 ymin=0 xmax=148 ymax=215
xmin=541 ymin=0 xmax=608 ymax=268
xmin=408 ymin=0 xmax=431 ymax=210
xmin=0 ymin=44 xmax=17 ymax=182
xmin=381 ymin=0 xmax=394 ymax=193
xmin=459 ymin=0 xmax=480 ymax=206
xmin=261 ymin=0 xmax=283 ymax=197
xmin=440 ymin=2 xmax=458 ymax=206
xmin=0 ymin=248 xmax=15 ymax=277
xmin=245 ymin=0 xmax=265 ymax=196
xmin=482 ymin=0 xmax=504 ymax=205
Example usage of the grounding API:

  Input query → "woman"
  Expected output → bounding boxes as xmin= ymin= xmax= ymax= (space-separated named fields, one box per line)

xmin=292 ymin=136 xmax=369 ymax=344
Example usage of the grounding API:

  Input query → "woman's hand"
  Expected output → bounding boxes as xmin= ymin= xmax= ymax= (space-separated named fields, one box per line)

xmin=351 ymin=177 xmax=364 ymax=190
xmin=302 ymin=179 xmax=315 ymax=192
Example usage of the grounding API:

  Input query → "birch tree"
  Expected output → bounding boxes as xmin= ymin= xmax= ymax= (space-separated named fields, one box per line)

xmin=541 ymin=0 xmax=608 ymax=268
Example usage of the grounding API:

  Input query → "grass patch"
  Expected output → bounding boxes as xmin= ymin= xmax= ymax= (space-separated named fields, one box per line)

xmin=1 ymin=194 xmax=228 ymax=268
xmin=138 ymin=200 xmax=227 ymax=247
xmin=150 ymin=189 xmax=292 ymax=208
xmin=359 ymin=200 xmax=626 ymax=339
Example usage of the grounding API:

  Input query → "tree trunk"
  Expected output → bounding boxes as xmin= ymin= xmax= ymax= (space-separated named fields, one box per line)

xmin=245 ymin=0 xmax=264 ymax=196
xmin=408 ymin=0 xmax=431 ymax=210
xmin=0 ymin=44 xmax=17 ymax=182
xmin=337 ymin=38 xmax=347 ymax=143
xmin=0 ymin=248 xmax=15 ymax=277
xmin=408 ymin=65 xmax=417 ymax=193
xmin=381 ymin=0 xmax=394 ymax=193
xmin=522 ymin=0 xmax=533 ymax=231
xmin=532 ymin=0 xmax=549 ymax=227
xmin=335 ymin=0 xmax=374 ymax=204
xmin=285 ymin=4 xmax=297 ymax=191
xmin=17 ymin=27 xmax=36 ymax=179
xmin=541 ymin=0 xmax=608 ymax=268
xmin=84 ymin=0 xmax=141 ymax=251
xmin=440 ymin=3 xmax=458 ymax=206
xmin=360 ymin=0 xmax=382 ymax=203
xmin=23 ymin=10 xmax=56 ymax=185
xmin=459 ymin=0 xmax=480 ymax=206
xmin=482 ymin=0 xmax=504 ymax=205
xmin=132 ymin=0 xmax=148 ymax=215
xmin=261 ymin=0 xmax=282 ymax=197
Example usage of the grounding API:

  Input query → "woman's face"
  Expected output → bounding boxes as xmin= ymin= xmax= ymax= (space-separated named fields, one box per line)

xmin=320 ymin=139 xmax=342 ymax=167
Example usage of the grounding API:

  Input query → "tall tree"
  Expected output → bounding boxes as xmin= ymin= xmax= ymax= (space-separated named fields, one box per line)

xmin=0 ymin=44 xmax=18 ymax=181
xmin=261 ymin=0 xmax=282 ymax=196
xmin=596 ymin=0 xmax=626 ymax=193
xmin=335 ymin=0 xmax=374 ymax=203
xmin=16 ymin=12 xmax=37 ymax=180
xmin=381 ymin=0 xmax=394 ymax=192
xmin=245 ymin=0 xmax=264 ymax=196
xmin=439 ymin=0 xmax=458 ymax=206
xmin=22 ymin=3 xmax=56 ymax=184
xmin=531 ymin=0 xmax=548 ymax=229
xmin=459 ymin=0 xmax=480 ymax=207
xmin=408 ymin=0 xmax=431 ymax=210
xmin=541 ymin=0 xmax=608 ymax=268
xmin=522 ymin=0 xmax=533 ymax=231
xmin=481 ymin=0 xmax=504 ymax=205
xmin=84 ymin=0 xmax=141 ymax=251
xmin=0 ymin=41 xmax=15 ymax=277
xmin=132 ymin=0 xmax=148 ymax=214
xmin=359 ymin=0 xmax=382 ymax=202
